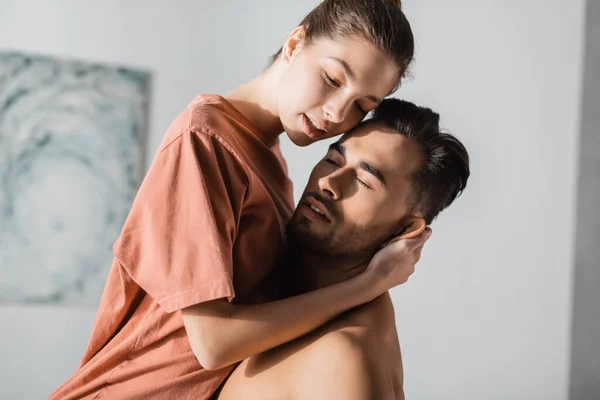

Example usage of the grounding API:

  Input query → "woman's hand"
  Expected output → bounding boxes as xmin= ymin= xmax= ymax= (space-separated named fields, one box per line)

xmin=365 ymin=227 xmax=432 ymax=292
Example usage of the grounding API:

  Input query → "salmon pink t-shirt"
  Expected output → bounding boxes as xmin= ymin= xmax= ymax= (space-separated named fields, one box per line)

xmin=49 ymin=94 xmax=294 ymax=400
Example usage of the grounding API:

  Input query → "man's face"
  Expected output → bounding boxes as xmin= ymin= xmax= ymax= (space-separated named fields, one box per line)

xmin=287 ymin=122 xmax=425 ymax=259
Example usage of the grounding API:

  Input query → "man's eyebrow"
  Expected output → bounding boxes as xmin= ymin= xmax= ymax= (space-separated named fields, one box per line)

xmin=360 ymin=161 xmax=386 ymax=186
xmin=329 ymin=142 xmax=386 ymax=186
xmin=329 ymin=142 xmax=345 ymax=156
xmin=330 ymin=58 xmax=382 ymax=104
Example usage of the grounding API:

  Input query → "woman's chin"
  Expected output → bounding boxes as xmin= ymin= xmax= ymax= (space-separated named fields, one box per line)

xmin=285 ymin=130 xmax=315 ymax=147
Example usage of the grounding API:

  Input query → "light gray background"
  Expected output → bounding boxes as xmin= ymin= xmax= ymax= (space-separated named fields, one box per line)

xmin=0 ymin=1 xmax=591 ymax=399
xmin=570 ymin=0 xmax=600 ymax=399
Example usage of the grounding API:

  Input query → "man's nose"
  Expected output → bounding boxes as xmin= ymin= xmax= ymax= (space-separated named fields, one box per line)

xmin=317 ymin=173 xmax=343 ymax=200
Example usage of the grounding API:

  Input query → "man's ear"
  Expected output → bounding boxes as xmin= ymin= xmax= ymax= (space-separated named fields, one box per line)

xmin=281 ymin=25 xmax=307 ymax=63
xmin=395 ymin=217 xmax=427 ymax=240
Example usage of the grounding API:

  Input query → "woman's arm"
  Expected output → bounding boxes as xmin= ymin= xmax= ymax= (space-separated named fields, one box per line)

xmin=182 ymin=230 xmax=429 ymax=370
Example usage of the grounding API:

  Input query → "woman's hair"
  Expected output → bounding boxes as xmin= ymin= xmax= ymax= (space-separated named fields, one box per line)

xmin=271 ymin=0 xmax=414 ymax=81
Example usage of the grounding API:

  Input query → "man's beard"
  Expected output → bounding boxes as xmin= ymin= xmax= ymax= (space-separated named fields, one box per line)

xmin=286 ymin=215 xmax=393 ymax=260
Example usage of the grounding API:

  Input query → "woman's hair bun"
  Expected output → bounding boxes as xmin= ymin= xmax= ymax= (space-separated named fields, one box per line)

xmin=389 ymin=0 xmax=402 ymax=8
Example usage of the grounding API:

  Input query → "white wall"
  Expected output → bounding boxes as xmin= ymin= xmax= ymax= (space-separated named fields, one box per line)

xmin=383 ymin=2 xmax=584 ymax=399
xmin=0 ymin=1 xmax=585 ymax=399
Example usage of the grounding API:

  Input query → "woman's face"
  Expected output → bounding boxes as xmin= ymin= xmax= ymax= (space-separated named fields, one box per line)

xmin=276 ymin=29 xmax=400 ymax=146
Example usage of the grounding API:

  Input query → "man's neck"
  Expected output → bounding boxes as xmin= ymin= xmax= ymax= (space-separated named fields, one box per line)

xmin=297 ymin=252 xmax=371 ymax=291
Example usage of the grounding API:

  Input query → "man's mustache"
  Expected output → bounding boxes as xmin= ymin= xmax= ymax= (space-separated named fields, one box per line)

xmin=301 ymin=191 xmax=336 ymax=220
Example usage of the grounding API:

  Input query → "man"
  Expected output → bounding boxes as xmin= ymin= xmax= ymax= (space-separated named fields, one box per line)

xmin=215 ymin=98 xmax=470 ymax=399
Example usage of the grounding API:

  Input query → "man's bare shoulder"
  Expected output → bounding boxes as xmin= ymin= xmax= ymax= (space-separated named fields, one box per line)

xmin=303 ymin=327 xmax=370 ymax=363
xmin=292 ymin=294 xmax=404 ymax=399
xmin=216 ymin=294 xmax=404 ymax=400
xmin=293 ymin=329 xmax=375 ymax=399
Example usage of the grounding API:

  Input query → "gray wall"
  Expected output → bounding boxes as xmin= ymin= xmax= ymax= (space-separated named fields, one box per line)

xmin=570 ymin=0 xmax=600 ymax=399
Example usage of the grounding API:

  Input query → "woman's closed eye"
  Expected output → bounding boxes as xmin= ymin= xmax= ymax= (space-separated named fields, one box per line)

xmin=323 ymin=73 xmax=341 ymax=88
xmin=354 ymin=102 xmax=367 ymax=114
xmin=323 ymin=73 xmax=368 ymax=114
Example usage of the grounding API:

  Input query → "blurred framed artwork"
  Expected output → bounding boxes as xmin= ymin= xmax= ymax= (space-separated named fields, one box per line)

xmin=0 ymin=51 xmax=150 ymax=306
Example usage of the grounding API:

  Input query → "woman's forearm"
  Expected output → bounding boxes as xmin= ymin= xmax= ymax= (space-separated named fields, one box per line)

xmin=182 ymin=270 xmax=380 ymax=370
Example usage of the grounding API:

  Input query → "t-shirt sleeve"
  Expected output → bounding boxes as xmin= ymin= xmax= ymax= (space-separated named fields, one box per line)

xmin=113 ymin=128 xmax=248 ymax=313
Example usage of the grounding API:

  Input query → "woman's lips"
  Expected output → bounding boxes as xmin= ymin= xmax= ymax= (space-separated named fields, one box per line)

xmin=302 ymin=114 xmax=327 ymax=140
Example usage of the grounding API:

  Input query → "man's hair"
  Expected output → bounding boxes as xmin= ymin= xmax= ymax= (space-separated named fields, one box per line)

xmin=369 ymin=98 xmax=470 ymax=224
xmin=270 ymin=0 xmax=414 ymax=83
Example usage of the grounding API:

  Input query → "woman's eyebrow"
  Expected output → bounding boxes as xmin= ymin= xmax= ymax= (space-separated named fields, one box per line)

xmin=329 ymin=57 xmax=356 ymax=80
xmin=328 ymin=57 xmax=383 ymax=104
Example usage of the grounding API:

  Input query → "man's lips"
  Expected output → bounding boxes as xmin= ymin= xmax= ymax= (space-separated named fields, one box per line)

xmin=304 ymin=196 xmax=333 ymax=222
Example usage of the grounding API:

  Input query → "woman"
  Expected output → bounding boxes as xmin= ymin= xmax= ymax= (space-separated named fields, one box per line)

xmin=50 ymin=1 xmax=430 ymax=399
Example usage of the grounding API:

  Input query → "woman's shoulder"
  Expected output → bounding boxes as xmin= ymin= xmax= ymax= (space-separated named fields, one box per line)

xmin=186 ymin=93 xmax=256 ymax=140
xmin=156 ymin=94 xmax=247 ymax=157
